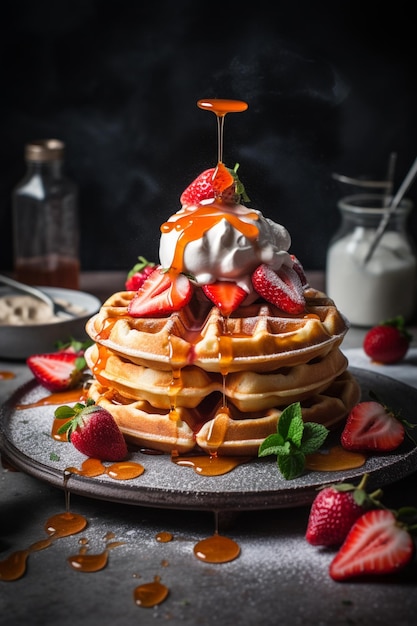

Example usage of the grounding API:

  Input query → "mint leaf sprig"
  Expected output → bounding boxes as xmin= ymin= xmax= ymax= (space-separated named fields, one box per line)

xmin=258 ymin=402 xmax=329 ymax=480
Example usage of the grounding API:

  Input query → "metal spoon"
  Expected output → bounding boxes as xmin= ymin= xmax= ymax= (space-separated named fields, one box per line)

xmin=0 ymin=274 xmax=77 ymax=318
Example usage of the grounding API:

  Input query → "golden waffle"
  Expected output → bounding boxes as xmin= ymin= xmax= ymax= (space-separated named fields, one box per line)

xmin=87 ymin=372 xmax=361 ymax=456
xmin=85 ymin=343 xmax=349 ymax=411
xmin=85 ymin=287 xmax=349 ymax=373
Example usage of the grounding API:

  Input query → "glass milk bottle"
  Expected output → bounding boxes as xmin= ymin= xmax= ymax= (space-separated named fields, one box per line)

xmin=12 ymin=139 xmax=80 ymax=289
xmin=326 ymin=194 xmax=416 ymax=327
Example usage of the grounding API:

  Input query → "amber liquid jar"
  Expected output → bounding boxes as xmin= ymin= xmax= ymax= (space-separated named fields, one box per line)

xmin=12 ymin=139 xmax=80 ymax=289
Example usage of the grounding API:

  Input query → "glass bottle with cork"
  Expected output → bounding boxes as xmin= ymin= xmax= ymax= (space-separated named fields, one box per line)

xmin=12 ymin=139 xmax=80 ymax=289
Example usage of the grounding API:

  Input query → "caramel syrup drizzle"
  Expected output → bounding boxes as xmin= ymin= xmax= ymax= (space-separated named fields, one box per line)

xmin=160 ymin=205 xmax=259 ymax=274
xmin=163 ymin=99 xmax=254 ymax=462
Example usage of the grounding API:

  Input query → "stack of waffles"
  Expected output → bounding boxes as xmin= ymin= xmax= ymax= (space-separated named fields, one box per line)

xmin=84 ymin=98 xmax=361 ymax=457
xmin=85 ymin=286 xmax=360 ymax=456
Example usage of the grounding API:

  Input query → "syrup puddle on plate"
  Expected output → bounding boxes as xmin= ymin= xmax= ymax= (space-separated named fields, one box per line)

xmin=306 ymin=445 xmax=366 ymax=471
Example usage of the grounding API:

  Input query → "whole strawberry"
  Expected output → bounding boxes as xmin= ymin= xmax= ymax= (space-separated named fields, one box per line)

xmin=125 ymin=256 xmax=156 ymax=291
xmin=363 ymin=316 xmax=413 ymax=364
xmin=55 ymin=399 xmax=128 ymax=461
xmin=305 ymin=474 xmax=383 ymax=546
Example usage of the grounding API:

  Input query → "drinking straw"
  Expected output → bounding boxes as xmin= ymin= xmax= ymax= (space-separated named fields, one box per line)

xmin=383 ymin=152 xmax=397 ymax=207
xmin=331 ymin=172 xmax=391 ymax=189
xmin=363 ymin=156 xmax=417 ymax=264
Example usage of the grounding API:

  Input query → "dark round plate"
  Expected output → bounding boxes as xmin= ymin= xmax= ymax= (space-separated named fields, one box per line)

xmin=1 ymin=367 xmax=416 ymax=511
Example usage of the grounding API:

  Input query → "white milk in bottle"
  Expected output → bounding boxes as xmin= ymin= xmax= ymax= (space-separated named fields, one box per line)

xmin=326 ymin=194 xmax=416 ymax=327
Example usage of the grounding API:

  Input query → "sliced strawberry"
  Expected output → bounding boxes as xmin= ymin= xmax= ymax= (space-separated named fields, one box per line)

xmin=202 ymin=282 xmax=247 ymax=316
xmin=329 ymin=509 xmax=414 ymax=581
xmin=27 ymin=351 xmax=87 ymax=392
xmin=55 ymin=400 xmax=128 ymax=461
xmin=180 ymin=163 xmax=249 ymax=206
xmin=127 ymin=266 xmax=192 ymax=317
xmin=251 ymin=264 xmax=306 ymax=314
xmin=125 ymin=256 xmax=156 ymax=291
xmin=290 ymin=254 xmax=308 ymax=286
xmin=341 ymin=400 xmax=405 ymax=452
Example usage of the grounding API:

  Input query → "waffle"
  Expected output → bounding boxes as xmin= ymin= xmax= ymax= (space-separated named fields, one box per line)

xmin=85 ymin=287 xmax=349 ymax=373
xmin=84 ymin=285 xmax=360 ymax=456
xmin=87 ymin=372 xmax=361 ymax=455
xmin=85 ymin=343 xmax=349 ymax=411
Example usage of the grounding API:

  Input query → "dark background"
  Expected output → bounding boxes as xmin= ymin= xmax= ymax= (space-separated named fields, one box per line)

xmin=1 ymin=0 xmax=416 ymax=273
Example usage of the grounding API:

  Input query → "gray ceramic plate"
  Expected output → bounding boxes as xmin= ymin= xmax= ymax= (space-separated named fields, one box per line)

xmin=1 ymin=366 xmax=416 ymax=511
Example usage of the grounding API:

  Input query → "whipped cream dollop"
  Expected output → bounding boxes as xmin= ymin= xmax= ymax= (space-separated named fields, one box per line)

xmin=159 ymin=201 xmax=292 ymax=302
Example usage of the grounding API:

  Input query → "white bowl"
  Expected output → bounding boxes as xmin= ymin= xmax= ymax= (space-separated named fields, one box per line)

xmin=0 ymin=287 xmax=101 ymax=360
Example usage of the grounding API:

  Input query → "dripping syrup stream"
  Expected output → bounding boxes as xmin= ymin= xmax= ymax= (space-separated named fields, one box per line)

xmin=217 ymin=115 xmax=225 ymax=163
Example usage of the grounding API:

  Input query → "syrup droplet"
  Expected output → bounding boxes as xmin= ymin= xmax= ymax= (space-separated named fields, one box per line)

xmin=193 ymin=533 xmax=240 ymax=563
xmin=197 ymin=99 xmax=248 ymax=116
xmin=133 ymin=575 xmax=169 ymax=608
xmin=106 ymin=461 xmax=145 ymax=480
xmin=67 ymin=548 xmax=110 ymax=572
xmin=0 ymin=370 xmax=15 ymax=380
xmin=66 ymin=458 xmax=107 ymax=477
xmin=0 ymin=511 xmax=87 ymax=581
xmin=305 ymin=445 xmax=366 ymax=471
xmin=205 ymin=408 xmax=231 ymax=450
xmin=64 ymin=458 xmax=145 ymax=480
xmin=45 ymin=512 xmax=88 ymax=538
xmin=51 ymin=416 xmax=73 ymax=441
xmin=0 ymin=550 xmax=30 ymax=581
xmin=67 ymin=536 xmax=124 ymax=573
xmin=172 ymin=452 xmax=252 ymax=476
xmin=155 ymin=531 xmax=173 ymax=543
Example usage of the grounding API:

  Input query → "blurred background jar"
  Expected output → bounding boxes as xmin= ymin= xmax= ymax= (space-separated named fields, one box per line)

xmin=326 ymin=193 xmax=416 ymax=327
xmin=12 ymin=139 xmax=80 ymax=289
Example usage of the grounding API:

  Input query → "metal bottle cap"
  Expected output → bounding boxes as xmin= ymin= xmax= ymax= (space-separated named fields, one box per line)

xmin=25 ymin=139 xmax=65 ymax=162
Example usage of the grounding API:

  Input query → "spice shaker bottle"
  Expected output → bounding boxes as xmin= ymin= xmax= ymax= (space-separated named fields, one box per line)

xmin=12 ymin=139 xmax=80 ymax=289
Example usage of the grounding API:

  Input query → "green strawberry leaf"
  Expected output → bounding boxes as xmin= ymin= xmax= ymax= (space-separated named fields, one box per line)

xmin=54 ymin=399 xmax=96 ymax=436
xmin=258 ymin=402 xmax=329 ymax=480
xmin=54 ymin=405 xmax=78 ymax=419
xmin=230 ymin=163 xmax=250 ymax=203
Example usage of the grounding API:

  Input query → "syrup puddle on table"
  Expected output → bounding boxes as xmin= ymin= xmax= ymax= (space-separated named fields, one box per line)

xmin=67 ymin=532 xmax=125 ymax=573
xmin=0 ymin=463 xmax=241 ymax=609
xmin=0 ymin=508 xmax=88 ymax=581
